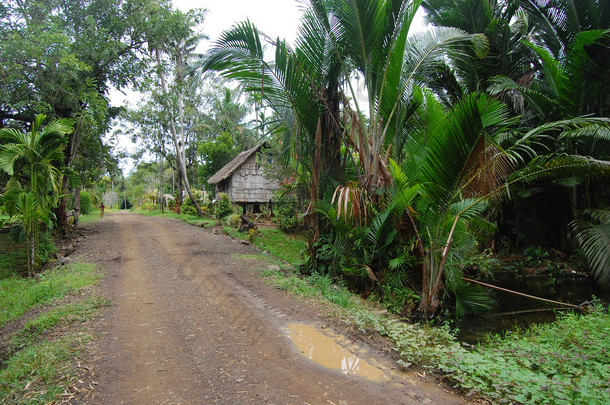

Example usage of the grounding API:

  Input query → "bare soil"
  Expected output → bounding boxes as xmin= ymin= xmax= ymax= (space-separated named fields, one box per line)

xmin=72 ymin=212 xmax=472 ymax=404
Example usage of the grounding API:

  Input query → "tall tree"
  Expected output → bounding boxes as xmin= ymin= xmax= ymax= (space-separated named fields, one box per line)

xmin=0 ymin=0 xmax=174 ymax=231
xmin=147 ymin=8 xmax=206 ymax=214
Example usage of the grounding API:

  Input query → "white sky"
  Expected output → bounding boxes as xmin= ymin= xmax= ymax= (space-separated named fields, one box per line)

xmin=178 ymin=0 xmax=305 ymax=47
xmin=110 ymin=0 xmax=427 ymax=173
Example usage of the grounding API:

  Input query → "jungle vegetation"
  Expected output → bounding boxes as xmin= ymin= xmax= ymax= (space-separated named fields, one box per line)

xmin=1 ymin=0 xmax=609 ymax=317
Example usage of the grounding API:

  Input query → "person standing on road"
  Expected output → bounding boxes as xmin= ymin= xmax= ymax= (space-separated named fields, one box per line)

xmin=100 ymin=202 xmax=105 ymax=218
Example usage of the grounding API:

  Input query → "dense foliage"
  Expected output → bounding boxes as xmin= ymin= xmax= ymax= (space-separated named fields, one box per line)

xmin=195 ymin=0 xmax=610 ymax=319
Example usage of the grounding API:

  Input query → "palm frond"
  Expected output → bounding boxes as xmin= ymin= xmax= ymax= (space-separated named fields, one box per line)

xmin=570 ymin=209 xmax=610 ymax=290
xmin=510 ymin=153 xmax=610 ymax=184
xmin=422 ymin=93 xmax=511 ymax=210
xmin=445 ymin=266 xmax=491 ymax=317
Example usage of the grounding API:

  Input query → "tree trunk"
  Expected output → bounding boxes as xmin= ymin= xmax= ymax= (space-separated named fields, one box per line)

xmin=158 ymin=152 xmax=164 ymax=212
xmin=74 ymin=187 xmax=81 ymax=226
xmin=28 ymin=235 xmax=35 ymax=278
xmin=155 ymin=48 xmax=203 ymax=216
xmin=53 ymin=176 xmax=70 ymax=235
xmin=176 ymin=162 xmax=183 ymax=202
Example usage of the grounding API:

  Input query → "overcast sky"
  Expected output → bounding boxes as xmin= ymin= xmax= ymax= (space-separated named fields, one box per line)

xmin=176 ymin=0 xmax=305 ymax=47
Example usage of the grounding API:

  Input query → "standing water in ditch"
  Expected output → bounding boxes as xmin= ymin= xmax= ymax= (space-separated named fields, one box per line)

xmin=455 ymin=266 xmax=609 ymax=344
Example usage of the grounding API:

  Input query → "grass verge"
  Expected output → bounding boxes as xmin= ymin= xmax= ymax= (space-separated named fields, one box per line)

xmin=0 ymin=332 xmax=91 ymax=404
xmin=0 ymin=262 xmax=105 ymax=404
xmin=138 ymin=209 xmax=216 ymax=227
xmin=224 ymin=226 xmax=307 ymax=266
xmin=78 ymin=212 xmax=103 ymax=223
xmin=0 ymin=263 xmax=100 ymax=327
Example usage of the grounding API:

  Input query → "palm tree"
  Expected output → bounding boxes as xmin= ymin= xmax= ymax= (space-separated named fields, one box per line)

xmin=487 ymin=3 xmax=610 ymax=253
xmin=193 ymin=0 xmax=482 ymax=238
xmin=392 ymin=91 xmax=610 ymax=318
xmin=0 ymin=114 xmax=72 ymax=276
xmin=518 ymin=0 xmax=610 ymax=58
xmin=0 ymin=114 xmax=71 ymax=201
xmin=422 ymin=0 xmax=536 ymax=109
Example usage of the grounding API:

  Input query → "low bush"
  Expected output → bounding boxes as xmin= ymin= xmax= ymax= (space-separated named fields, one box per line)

xmin=79 ymin=191 xmax=93 ymax=215
xmin=181 ymin=197 xmax=198 ymax=216
xmin=436 ymin=305 xmax=610 ymax=404
xmin=215 ymin=193 xmax=233 ymax=220
xmin=273 ymin=193 xmax=300 ymax=233
xmin=225 ymin=213 xmax=241 ymax=228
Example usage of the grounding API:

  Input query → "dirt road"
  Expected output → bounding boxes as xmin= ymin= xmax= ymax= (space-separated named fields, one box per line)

xmin=75 ymin=212 xmax=469 ymax=404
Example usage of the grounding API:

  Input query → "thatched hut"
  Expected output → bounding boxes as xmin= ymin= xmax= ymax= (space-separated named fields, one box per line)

xmin=207 ymin=142 xmax=279 ymax=212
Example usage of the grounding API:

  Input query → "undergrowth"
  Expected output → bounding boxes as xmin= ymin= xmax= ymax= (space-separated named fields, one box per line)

xmin=0 ymin=263 xmax=100 ymax=327
xmin=0 ymin=232 xmax=57 ymax=280
xmin=139 ymin=209 xmax=216 ymax=227
xmin=0 ymin=262 xmax=104 ymax=404
xmin=436 ymin=306 xmax=610 ymax=404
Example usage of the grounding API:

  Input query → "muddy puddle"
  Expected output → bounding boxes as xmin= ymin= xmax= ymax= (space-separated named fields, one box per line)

xmin=285 ymin=323 xmax=390 ymax=382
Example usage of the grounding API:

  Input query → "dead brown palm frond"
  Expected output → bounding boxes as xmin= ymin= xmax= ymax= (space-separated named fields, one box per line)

xmin=331 ymin=183 xmax=371 ymax=227
xmin=340 ymin=99 xmax=393 ymax=194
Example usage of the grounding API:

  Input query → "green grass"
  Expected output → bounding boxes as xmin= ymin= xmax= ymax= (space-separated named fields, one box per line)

xmin=10 ymin=296 xmax=111 ymax=349
xmin=0 ymin=263 xmax=100 ymax=327
xmin=225 ymin=226 xmax=307 ymax=266
xmin=138 ymin=209 xmax=217 ymax=227
xmin=0 ymin=332 xmax=91 ymax=404
xmin=78 ymin=212 xmax=102 ymax=223
xmin=0 ymin=261 xmax=105 ymax=404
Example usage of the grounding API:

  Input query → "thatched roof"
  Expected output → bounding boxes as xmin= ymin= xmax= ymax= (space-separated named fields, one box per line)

xmin=207 ymin=143 xmax=266 ymax=185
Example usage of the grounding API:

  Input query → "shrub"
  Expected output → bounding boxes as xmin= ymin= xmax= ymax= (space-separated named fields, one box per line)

xmin=246 ymin=228 xmax=259 ymax=242
xmin=273 ymin=193 xmax=300 ymax=233
xmin=215 ymin=193 xmax=233 ymax=220
xmin=181 ymin=197 xmax=198 ymax=216
xmin=35 ymin=232 xmax=57 ymax=267
xmin=225 ymin=213 xmax=241 ymax=228
xmin=80 ymin=191 xmax=93 ymax=215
